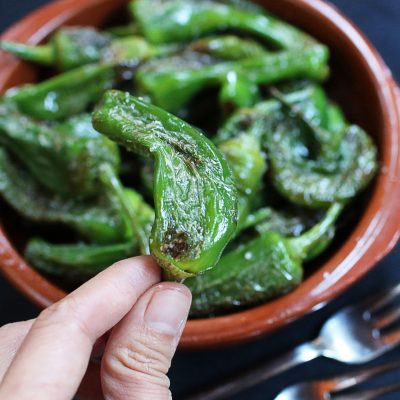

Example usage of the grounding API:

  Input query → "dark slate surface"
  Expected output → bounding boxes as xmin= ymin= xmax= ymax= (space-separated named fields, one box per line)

xmin=0 ymin=1 xmax=399 ymax=399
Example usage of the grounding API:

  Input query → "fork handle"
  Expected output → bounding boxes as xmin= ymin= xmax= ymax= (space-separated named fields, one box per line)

xmin=184 ymin=340 xmax=322 ymax=400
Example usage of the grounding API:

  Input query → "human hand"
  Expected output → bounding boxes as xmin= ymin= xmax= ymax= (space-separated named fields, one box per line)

xmin=0 ymin=256 xmax=192 ymax=399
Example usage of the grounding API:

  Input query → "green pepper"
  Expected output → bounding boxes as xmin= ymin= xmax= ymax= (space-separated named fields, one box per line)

xmin=255 ymin=207 xmax=323 ymax=238
xmin=93 ymin=90 xmax=238 ymax=280
xmin=99 ymin=164 xmax=153 ymax=255
xmin=188 ymin=35 xmax=269 ymax=60
xmin=106 ymin=23 xmax=141 ymax=37
xmin=0 ymin=148 xmax=130 ymax=243
xmin=0 ymin=105 xmax=120 ymax=198
xmin=0 ymin=27 xmax=111 ymax=70
xmin=186 ymin=203 xmax=342 ymax=316
xmin=136 ymin=44 xmax=329 ymax=112
xmin=131 ymin=0 xmax=315 ymax=49
xmin=326 ymin=103 xmax=347 ymax=136
xmin=263 ymin=101 xmax=378 ymax=207
xmin=1 ymin=28 xmax=178 ymax=71
xmin=219 ymin=71 xmax=261 ymax=110
xmin=270 ymin=85 xmax=344 ymax=162
xmin=101 ymin=36 xmax=177 ymax=66
xmin=6 ymin=63 xmax=115 ymax=120
xmin=216 ymin=105 xmax=267 ymax=230
xmin=25 ymin=239 xmax=135 ymax=280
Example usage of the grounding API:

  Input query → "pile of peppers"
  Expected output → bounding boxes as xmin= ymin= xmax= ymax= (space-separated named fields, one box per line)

xmin=0 ymin=0 xmax=378 ymax=317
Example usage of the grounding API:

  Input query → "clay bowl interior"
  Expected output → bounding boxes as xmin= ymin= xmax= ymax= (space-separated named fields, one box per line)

xmin=0 ymin=0 xmax=399 ymax=349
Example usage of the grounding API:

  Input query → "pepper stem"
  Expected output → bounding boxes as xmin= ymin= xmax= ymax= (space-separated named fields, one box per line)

xmin=288 ymin=203 xmax=343 ymax=261
xmin=99 ymin=164 xmax=150 ymax=255
xmin=0 ymin=41 xmax=54 ymax=66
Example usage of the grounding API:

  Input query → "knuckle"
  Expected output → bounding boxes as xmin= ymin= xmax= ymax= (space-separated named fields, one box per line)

xmin=103 ymin=328 xmax=173 ymax=390
xmin=36 ymin=297 xmax=91 ymax=340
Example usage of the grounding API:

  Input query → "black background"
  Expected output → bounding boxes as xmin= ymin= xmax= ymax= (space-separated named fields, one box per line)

xmin=0 ymin=1 xmax=400 ymax=399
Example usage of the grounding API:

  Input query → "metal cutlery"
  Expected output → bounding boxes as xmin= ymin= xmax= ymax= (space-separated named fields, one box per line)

xmin=185 ymin=284 xmax=400 ymax=400
xmin=275 ymin=362 xmax=400 ymax=400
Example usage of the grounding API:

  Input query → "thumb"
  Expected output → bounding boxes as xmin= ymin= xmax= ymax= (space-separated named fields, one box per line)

xmin=101 ymin=282 xmax=191 ymax=400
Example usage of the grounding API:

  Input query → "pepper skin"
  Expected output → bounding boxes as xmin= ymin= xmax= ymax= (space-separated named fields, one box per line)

xmin=131 ymin=0 xmax=315 ymax=49
xmin=188 ymin=35 xmax=269 ymax=60
xmin=93 ymin=90 xmax=238 ymax=280
xmin=219 ymin=71 xmax=261 ymax=110
xmin=136 ymin=44 xmax=329 ymax=113
xmin=264 ymin=102 xmax=378 ymax=208
xmin=25 ymin=239 xmax=136 ymax=281
xmin=0 ymin=29 xmax=178 ymax=71
xmin=216 ymin=105 xmax=267 ymax=230
xmin=186 ymin=203 xmax=342 ymax=316
xmin=0 ymin=105 xmax=120 ymax=198
xmin=7 ymin=63 xmax=115 ymax=120
xmin=0 ymin=148 xmax=130 ymax=244
xmin=0 ymin=27 xmax=111 ymax=70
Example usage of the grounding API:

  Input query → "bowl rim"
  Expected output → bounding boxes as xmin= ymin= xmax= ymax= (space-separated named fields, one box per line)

xmin=0 ymin=0 xmax=399 ymax=350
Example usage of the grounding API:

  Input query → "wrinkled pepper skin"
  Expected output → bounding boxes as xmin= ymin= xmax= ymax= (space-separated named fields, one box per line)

xmin=219 ymin=71 xmax=261 ymax=110
xmin=0 ymin=28 xmax=178 ymax=71
xmin=187 ymin=230 xmax=303 ymax=317
xmin=255 ymin=207 xmax=323 ymax=238
xmin=265 ymin=111 xmax=378 ymax=208
xmin=186 ymin=203 xmax=342 ymax=316
xmin=0 ymin=27 xmax=112 ymax=70
xmin=270 ymin=85 xmax=344 ymax=162
xmin=7 ymin=63 xmax=115 ymax=120
xmin=188 ymin=35 xmax=268 ymax=60
xmin=131 ymin=0 xmax=315 ymax=49
xmin=137 ymin=45 xmax=329 ymax=112
xmin=0 ymin=148 xmax=130 ymax=244
xmin=99 ymin=164 xmax=153 ymax=255
xmin=25 ymin=239 xmax=135 ymax=280
xmin=216 ymin=108 xmax=267 ymax=230
xmin=0 ymin=106 xmax=120 ymax=198
xmin=93 ymin=90 xmax=238 ymax=280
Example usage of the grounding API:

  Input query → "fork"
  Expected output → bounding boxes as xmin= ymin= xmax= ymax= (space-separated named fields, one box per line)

xmin=275 ymin=362 xmax=400 ymax=400
xmin=185 ymin=284 xmax=400 ymax=400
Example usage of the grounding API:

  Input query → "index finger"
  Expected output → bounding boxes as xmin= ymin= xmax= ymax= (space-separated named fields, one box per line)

xmin=0 ymin=256 xmax=160 ymax=400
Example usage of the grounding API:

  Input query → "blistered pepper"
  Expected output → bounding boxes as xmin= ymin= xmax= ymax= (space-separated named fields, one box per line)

xmin=136 ymin=44 xmax=329 ymax=112
xmin=93 ymin=90 xmax=238 ymax=280
xmin=0 ymin=148 xmax=130 ymax=244
xmin=0 ymin=105 xmax=120 ymax=198
xmin=131 ymin=0 xmax=315 ymax=49
xmin=188 ymin=35 xmax=269 ymax=60
xmin=262 ymin=99 xmax=378 ymax=207
xmin=6 ymin=63 xmax=115 ymax=120
xmin=186 ymin=203 xmax=342 ymax=316
xmin=216 ymin=106 xmax=267 ymax=230
xmin=25 ymin=239 xmax=136 ymax=281
xmin=0 ymin=27 xmax=111 ymax=70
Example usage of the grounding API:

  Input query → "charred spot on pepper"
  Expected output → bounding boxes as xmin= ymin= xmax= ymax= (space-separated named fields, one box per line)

xmin=160 ymin=230 xmax=190 ymax=259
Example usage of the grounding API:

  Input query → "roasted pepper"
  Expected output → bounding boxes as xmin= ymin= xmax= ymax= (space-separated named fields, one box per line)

xmin=0 ymin=27 xmax=111 ymax=70
xmin=1 ymin=26 xmax=180 ymax=71
xmin=0 ymin=105 xmax=120 ymax=198
xmin=93 ymin=90 xmax=238 ymax=280
xmin=216 ymin=105 xmax=267 ymax=230
xmin=186 ymin=203 xmax=342 ymax=316
xmin=25 ymin=239 xmax=136 ymax=281
xmin=131 ymin=0 xmax=315 ymax=49
xmin=263 ymin=100 xmax=378 ymax=207
xmin=188 ymin=35 xmax=268 ymax=60
xmin=6 ymin=63 xmax=115 ymax=120
xmin=0 ymin=148 xmax=130 ymax=243
xmin=136 ymin=44 xmax=329 ymax=112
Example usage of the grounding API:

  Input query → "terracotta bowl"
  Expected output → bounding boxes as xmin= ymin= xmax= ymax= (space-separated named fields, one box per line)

xmin=1 ymin=0 xmax=400 ymax=350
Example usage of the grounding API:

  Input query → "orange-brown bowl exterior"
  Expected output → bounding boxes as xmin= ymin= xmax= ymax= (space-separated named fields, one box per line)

xmin=0 ymin=0 xmax=399 ymax=350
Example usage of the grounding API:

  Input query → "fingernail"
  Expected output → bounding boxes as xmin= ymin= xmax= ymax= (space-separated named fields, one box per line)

xmin=145 ymin=285 xmax=191 ymax=335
